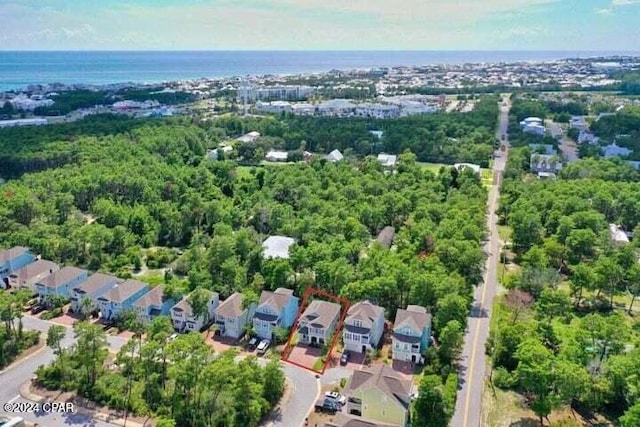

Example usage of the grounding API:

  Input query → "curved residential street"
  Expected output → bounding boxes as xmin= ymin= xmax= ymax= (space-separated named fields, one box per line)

xmin=450 ymin=97 xmax=510 ymax=427
xmin=0 ymin=316 xmax=319 ymax=427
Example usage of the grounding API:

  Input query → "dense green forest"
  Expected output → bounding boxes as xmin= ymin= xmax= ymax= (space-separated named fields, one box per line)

xmin=31 ymin=87 xmax=196 ymax=116
xmin=0 ymin=107 xmax=496 ymax=426
xmin=36 ymin=319 xmax=283 ymax=427
xmin=491 ymin=150 xmax=640 ymax=425
xmin=222 ymin=95 xmax=499 ymax=166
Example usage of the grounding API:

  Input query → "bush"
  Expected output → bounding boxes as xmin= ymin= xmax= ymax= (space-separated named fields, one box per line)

xmin=340 ymin=378 xmax=347 ymax=389
xmin=41 ymin=307 xmax=63 ymax=320
xmin=492 ymin=367 xmax=518 ymax=389
xmin=35 ymin=364 xmax=64 ymax=390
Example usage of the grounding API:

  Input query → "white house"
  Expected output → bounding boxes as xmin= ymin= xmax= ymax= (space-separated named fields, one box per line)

xmin=297 ymin=300 xmax=342 ymax=346
xmin=214 ymin=292 xmax=256 ymax=339
xmin=262 ymin=236 xmax=296 ymax=259
xmin=171 ymin=290 xmax=219 ymax=332
xmin=377 ymin=153 xmax=397 ymax=168
xmin=265 ymin=150 xmax=289 ymax=162
xmin=454 ymin=163 xmax=481 ymax=174
xmin=343 ymin=300 xmax=385 ymax=354
xmin=609 ymin=223 xmax=630 ymax=245
xmin=326 ymin=149 xmax=344 ymax=163
xmin=236 ymin=131 xmax=261 ymax=143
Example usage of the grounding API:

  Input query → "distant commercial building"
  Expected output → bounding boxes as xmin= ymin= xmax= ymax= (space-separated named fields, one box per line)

xmin=245 ymin=85 xmax=315 ymax=101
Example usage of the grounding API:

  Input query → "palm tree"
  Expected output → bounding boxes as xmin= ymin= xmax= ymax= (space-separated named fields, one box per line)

xmin=46 ymin=325 xmax=67 ymax=385
xmin=79 ymin=296 xmax=94 ymax=320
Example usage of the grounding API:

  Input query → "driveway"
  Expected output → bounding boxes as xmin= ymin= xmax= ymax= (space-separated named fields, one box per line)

xmin=287 ymin=344 xmax=323 ymax=371
xmin=2 ymin=315 xmax=318 ymax=427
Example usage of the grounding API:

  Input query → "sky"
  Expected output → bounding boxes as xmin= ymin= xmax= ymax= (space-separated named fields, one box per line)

xmin=0 ymin=0 xmax=639 ymax=51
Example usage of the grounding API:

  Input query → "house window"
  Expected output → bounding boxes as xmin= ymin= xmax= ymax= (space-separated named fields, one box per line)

xmin=353 ymin=320 xmax=362 ymax=328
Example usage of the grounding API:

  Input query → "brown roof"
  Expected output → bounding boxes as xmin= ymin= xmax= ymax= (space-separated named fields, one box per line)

xmin=216 ymin=292 xmax=245 ymax=318
xmin=394 ymin=305 xmax=431 ymax=334
xmin=345 ymin=300 xmax=384 ymax=329
xmin=300 ymin=300 xmax=341 ymax=329
xmin=325 ymin=413 xmax=399 ymax=427
xmin=344 ymin=364 xmax=412 ymax=408
xmin=9 ymin=259 xmax=58 ymax=282
xmin=74 ymin=273 xmax=119 ymax=296
xmin=133 ymin=285 xmax=168 ymax=308
xmin=100 ymin=279 xmax=148 ymax=304
xmin=172 ymin=290 xmax=218 ymax=317
xmin=258 ymin=287 xmax=294 ymax=313
xmin=375 ymin=226 xmax=395 ymax=249
xmin=0 ymin=246 xmax=30 ymax=263
xmin=38 ymin=266 xmax=87 ymax=288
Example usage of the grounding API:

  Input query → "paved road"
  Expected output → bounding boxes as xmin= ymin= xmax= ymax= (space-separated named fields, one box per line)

xmin=0 ymin=316 xmax=318 ymax=427
xmin=450 ymin=97 xmax=510 ymax=427
xmin=548 ymin=121 xmax=578 ymax=163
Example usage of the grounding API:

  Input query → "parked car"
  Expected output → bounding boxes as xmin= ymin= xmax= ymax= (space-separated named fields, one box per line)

xmin=30 ymin=304 xmax=45 ymax=315
xmin=340 ymin=351 xmax=350 ymax=365
xmin=247 ymin=337 xmax=259 ymax=351
xmin=257 ymin=339 xmax=271 ymax=356
xmin=315 ymin=398 xmax=340 ymax=414
xmin=325 ymin=391 xmax=347 ymax=405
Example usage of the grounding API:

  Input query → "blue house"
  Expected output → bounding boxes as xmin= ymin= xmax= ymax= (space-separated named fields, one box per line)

xmin=35 ymin=266 xmax=89 ymax=305
xmin=0 ymin=246 xmax=36 ymax=289
xmin=97 ymin=279 xmax=149 ymax=322
xmin=252 ymin=288 xmax=299 ymax=340
xmin=133 ymin=285 xmax=178 ymax=325
xmin=71 ymin=273 xmax=120 ymax=314
xmin=391 ymin=305 xmax=432 ymax=364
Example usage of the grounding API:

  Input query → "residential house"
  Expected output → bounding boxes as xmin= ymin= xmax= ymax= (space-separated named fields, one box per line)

xmin=35 ymin=266 xmax=88 ymax=305
xmin=7 ymin=260 xmax=59 ymax=293
xmin=298 ymin=300 xmax=342 ymax=346
xmin=265 ymin=150 xmax=289 ymax=162
xmin=375 ymin=227 xmax=395 ymax=249
xmin=520 ymin=117 xmax=545 ymax=136
xmin=97 ymin=279 xmax=150 ymax=322
xmin=369 ymin=130 xmax=384 ymax=139
xmin=343 ymin=300 xmax=385 ymax=354
xmin=171 ymin=290 xmax=219 ymax=332
xmin=325 ymin=413 xmax=399 ymax=427
xmin=252 ymin=288 xmax=299 ymax=340
xmin=71 ymin=273 xmax=119 ymax=313
xmin=262 ymin=235 xmax=296 ymax=259
xmin=133 ymin=286 xmax=178 ymax=325
xmin=454 ymin=163 xmax=481 ymax=174
xmin=236 ymin=131 xmax=260 ymax=143
xmin=578 ymin=130 xmax=599 ymax=145
xmin=214 ymin=292 xmax=256 ymax=339
xmin=528 ymin=144 xmax=556 ymax=155
xmin=0 ymin=246 xmax=36 ymax=288
xmin=343 ymin=364 xmax=413 ymax=427
xmin=326 ymin=149 xmax=344 ymax=163
xmin=391 ymin=305 xmax=432 ymax=364
xmin=377 ymin=153 xmax=397 ymax=168
xmin=609 ymin=223 xmax=630 ymax=245
xmin=530 ymin=154 xmax=562 ymax=178
xmin=603 ymin=143 xmax=632 ymax=158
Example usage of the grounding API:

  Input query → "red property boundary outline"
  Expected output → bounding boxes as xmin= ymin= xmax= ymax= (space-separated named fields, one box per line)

xmin=281 ymin=287 xmax=350 ymax=374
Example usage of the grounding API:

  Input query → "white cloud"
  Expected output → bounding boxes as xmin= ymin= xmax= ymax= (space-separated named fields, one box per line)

xmin=595 ymin=7 xmax=614 ymax=14
xmin=612 ymin=0 xmax=640 ymax=5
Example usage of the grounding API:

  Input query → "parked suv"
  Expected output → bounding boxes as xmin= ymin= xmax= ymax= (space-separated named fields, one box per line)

xmin=257 ymin=339 xmax=271 ymax=356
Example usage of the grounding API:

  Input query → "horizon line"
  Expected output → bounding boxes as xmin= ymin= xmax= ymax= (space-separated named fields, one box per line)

xmin=2 ymin=49 xmax=640 ymax=53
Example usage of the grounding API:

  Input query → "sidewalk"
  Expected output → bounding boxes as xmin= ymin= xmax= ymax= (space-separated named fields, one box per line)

xmin=20 ymin=381 xmax=147 ymax=427
xmin=261 ymin=377 xmax=294 ymax=427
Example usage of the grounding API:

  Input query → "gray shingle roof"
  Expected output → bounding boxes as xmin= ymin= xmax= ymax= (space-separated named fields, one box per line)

xmin=172 ymin=290 xmax=217 ymax=317
xmin=345 ymin=300 xmax=384 ymax=329
xmin=9 ymin=259 xmax=58 ymax=282
xmin=258 ymin=287 xmax=294 ymax=313
xmin=299 ymin=300 xmax=341 ymax=329
xmin=0 ymin=246 xmax=30 ymax=263
xmin=216 ymin=292 xmax=245 ymax=318
xmin=393 ymin=305 xmax=431 ymax=335
xmin=100 ymin=279 xmax=148 ymax=304
xmin=74 ymin=273 xmax=119 ymax=296
xmin=38 ymin=266 xmax=87 ymax=288
xmin=133 ymin=285 xmax=169 ymax=308
xmin=344 ymin=364 xmax=412 ymax=409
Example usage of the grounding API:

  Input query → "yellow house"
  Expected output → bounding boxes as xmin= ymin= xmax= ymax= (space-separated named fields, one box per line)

xmin=343 ymin=364 xmax=413 ymax=427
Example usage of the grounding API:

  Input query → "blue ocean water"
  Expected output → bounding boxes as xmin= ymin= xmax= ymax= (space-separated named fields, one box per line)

xmin=1 ymin=50 xmax=638 ymax=92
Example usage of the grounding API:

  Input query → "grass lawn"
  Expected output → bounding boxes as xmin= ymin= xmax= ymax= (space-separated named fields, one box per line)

xmin=235 ymin=165 xmax=254 ymax=179
xmin=498 ymin=225 xmax=512 ymax=243
xmin=417 ymin=162 xmax=448 ymax=174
